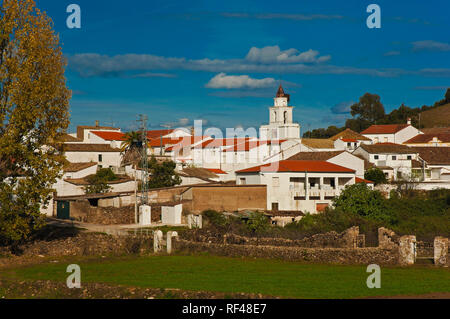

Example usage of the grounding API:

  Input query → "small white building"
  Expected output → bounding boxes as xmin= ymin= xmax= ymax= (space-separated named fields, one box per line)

xmin=287 ymin=150 xmax=365 ymax=178
xmin=360 ymin=119 xmax=422 ymax=144
xmin=63 ymin=143 xmax=122 ymax=169
xmin=236 ymin=160 xmax=357 ymax=214
xmin=352 ymin=143 xmax=418 ymax=181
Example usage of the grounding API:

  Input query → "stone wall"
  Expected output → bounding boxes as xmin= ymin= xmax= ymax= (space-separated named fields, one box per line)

xmin=173 ymin=239 xmax=399 ymax=265
xmin=0 ymin=233 xmax=153 ymax=265
xmin=70 ymin=200 xmax=135 ymax=224
xmin=183 ymin=227 xmax=363 ymax=249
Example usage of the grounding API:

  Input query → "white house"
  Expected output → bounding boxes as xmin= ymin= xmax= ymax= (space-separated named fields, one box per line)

xmin=63 ymin=143 xmax=122 ymax=169
xmin=352 ymin=143 xmax=418 ymax=181
xmin=287 ymin=150 xmax=365 ymax=178
xmin=236 ymin=160 xmax=357 ymax=213
xmin=360 ymin=119 xmax=422 ymax=144
xmin=259 ymin=85 xmax=300 ymax=141
xmin=403 ymin=133 xmax=450 ymax=147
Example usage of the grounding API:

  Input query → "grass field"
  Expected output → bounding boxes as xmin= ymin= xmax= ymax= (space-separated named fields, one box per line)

xmin=1 ymin=255 xmax=449 ymax=298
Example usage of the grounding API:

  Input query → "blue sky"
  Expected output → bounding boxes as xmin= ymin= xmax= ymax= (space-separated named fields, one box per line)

xmin=36 ymin=0 xmax=450 ymax=133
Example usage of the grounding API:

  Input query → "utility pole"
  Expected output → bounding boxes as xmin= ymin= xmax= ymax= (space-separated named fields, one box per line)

xmin=138 ymin=114 xmax=149 ymax=205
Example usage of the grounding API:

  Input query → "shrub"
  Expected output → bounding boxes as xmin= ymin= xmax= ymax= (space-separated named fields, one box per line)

xmin=364 ymin=167 xmax=387 ymax=185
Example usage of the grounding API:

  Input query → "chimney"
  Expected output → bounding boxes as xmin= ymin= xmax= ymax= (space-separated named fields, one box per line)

xmin=95 ymin=120 xmax=99 ymax=127
xmin=407 ymin=118 xmax=411 ymax=125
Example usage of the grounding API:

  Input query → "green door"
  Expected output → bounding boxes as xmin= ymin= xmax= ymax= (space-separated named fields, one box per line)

xmin=57 ymin=201 xmax=70 ymax=220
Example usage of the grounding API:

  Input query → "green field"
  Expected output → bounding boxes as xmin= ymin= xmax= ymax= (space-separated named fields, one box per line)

xmin=1 ymin=255 xmax=449 ymax=298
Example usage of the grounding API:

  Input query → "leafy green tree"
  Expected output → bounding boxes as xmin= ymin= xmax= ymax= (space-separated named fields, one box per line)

xmin=246 ymin=212 xmax=269 ymax=234
xmin=0 ymin=0 xmax=70 ymax=245
xmin=148 ymin=156 xmax=182 ymax=189
xmin=350 ymin=93 xmax=385 ymax=123
xmin=84 ymin=168 xmax=117 ymax=194
xmin=333 ymin=184 xmax=389 ymax=222
xmin=364 ymin=168 xmax=387 ymax=185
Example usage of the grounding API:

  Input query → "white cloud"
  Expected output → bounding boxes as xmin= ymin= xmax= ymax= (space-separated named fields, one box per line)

xmin=67 ymin=46 xmax=450 ymax=79
xmin=205 ymin=73 xmax=276 ymax=89
xmin=245 ymin=46 xmax=330 ymax=64
xmin=412 ymin=40 xmax=450 ymax=52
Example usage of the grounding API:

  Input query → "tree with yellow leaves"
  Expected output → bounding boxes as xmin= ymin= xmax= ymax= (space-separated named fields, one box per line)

xmin=0 ymin=0 xmax=70 ymax=245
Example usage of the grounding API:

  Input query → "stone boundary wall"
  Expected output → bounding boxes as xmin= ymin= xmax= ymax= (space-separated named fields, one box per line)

xmin=173 ymin=239 xmax=398 ymax=265
xmin=182 ymin=227 xmax=363 ymax=248
xmin=0 ymin=233 xmax=153 ymax=265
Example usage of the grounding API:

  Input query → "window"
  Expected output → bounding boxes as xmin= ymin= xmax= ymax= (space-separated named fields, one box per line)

xmin=374 ymin=155 xmax=379 ymax=160
xmin=271 ymin=203 xmax=279 ymax=211
xmin=407 ymin=155 xmax=412 ymax=160
xmin=239 ymin=178 xmax=246 ymax=185
xmin=272 ymin=177 xmax=280 ymax=187
xmin=347 ymin=142 xmax=351 ymax=147
xmin=98 ymin=154 xmax=103 ymax=162
xmin=330 ymin=179 xmax=335 ymax=188
xmin=392 ymin=155 xmax=397 ymax=160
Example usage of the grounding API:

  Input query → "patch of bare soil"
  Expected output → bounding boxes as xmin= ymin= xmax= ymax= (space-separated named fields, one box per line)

xmin=0 ymin=279 xmax=274 ymax=299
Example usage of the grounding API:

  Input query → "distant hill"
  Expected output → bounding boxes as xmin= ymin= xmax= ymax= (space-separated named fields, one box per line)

xmin=419 ymin=103 xmax=450 ymax=128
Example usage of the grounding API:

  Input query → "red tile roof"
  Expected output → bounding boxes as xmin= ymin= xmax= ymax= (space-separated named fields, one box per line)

xmin=146 ymin=129 xmax=175 ymax=139
xmin=165 ymin=136 xmax=209 ymax=151
xmin=206 ymin=168 xmax=227 ymax=174
xmin=361 ymin=124 xmax=409 ymax=134
xmin=91 ymin=131 xmax=126 ymax=141
xmin=194 ymin=138 xmax=252 ymax=149
xmin=341 ymin=138 xmax=358 ymax=142
xmin=147 ymin=137 xmax=183 ymax=147
xmin=404 ymin=133 xmax=450 ymax=144
xmin=355 ymin=177 xmax=374 ymax=184
xmin=236 ymin=160 xmax=355 ymax=174
xmin=223 ymin=140 xmax=268 ymax=152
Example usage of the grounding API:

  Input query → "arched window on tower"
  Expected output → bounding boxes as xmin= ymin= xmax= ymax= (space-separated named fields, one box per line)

xmin=284 ymin=111 xmax=288 ymax=124
xmin=273 ymin=110 xmax=277 ymax=122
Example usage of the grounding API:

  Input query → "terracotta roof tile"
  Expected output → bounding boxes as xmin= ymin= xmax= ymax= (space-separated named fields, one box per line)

xmin=287 ymin=151 xmax=345 ymax=161
xmin=330 ymin=128 xmax=371 ymax=141
xmin=301 ymin=138 xmax=335 ymax=149
xmin=410 ymin=147 xmax=450 ymax=165
xmin=359 ymin=143 xmax=414 ymax=154
xmin=91 ymin=131 xmax=126 ymax=141
xmin=404 ymin=133 xmax=450 ymax=144
xmin=63 ymin=162 xmax=97 ymax=172
xmin=236 ymin=160 xmax=355 ymax=174
xmin=62 ymin=144 xmax=121 ymax=152
xmin=355 ymin=177 xmax=374 ymax=184
xmin=361 ymin=124 xmax=409 ymax=134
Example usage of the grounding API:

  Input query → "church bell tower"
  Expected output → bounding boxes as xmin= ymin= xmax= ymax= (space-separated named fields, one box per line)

xmin=259 ymin=85 xmax=300 ymax=140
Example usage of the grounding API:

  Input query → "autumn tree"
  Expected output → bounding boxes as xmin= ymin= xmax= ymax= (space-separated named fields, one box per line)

xmin=0 ymin=0 xmax=70 ymax=245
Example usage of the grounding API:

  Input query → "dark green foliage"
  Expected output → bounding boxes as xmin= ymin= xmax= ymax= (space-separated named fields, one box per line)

xmin=288 ymin=187 xmax=450 ymax=241
xmin=245 ymin=212 xmax=269 ymax=235
xmin=148 ymin=156 xmax=182 ymax=189
xmin=303 ymin=126 xmax=345 ymax=138
xmin=84 ymin=168 xmax=117 ymax=194
xmin=332 ymin=184 xmax=389 ymax=222
xmin=203 ymin=210 xmax=230 ymax=229
xmin=364 ymin=167 xmax=387 ymax=185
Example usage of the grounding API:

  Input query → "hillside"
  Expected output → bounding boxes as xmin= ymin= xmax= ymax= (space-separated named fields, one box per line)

xmin=419 ymin=103 xmax=450 ymax=128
